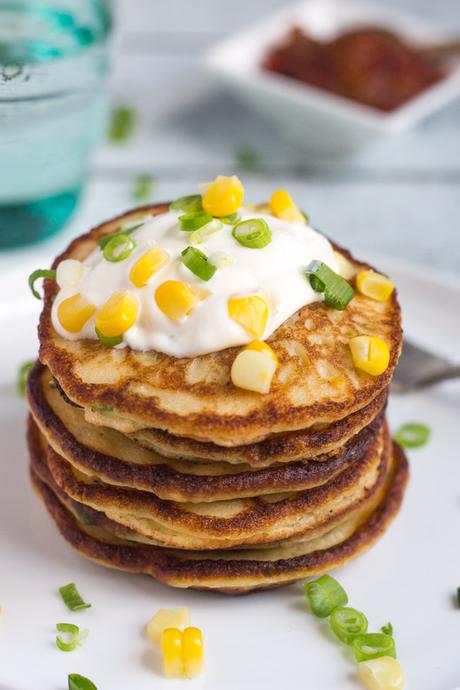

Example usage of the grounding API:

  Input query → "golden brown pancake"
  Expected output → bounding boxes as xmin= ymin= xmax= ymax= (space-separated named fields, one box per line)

xmin=29 ymin=438 xmax=408 ymax=592
xmin=28 ymin=362 xmax=385 ymax=503
xmin=38 ymin=204 xmax=402 ymax=446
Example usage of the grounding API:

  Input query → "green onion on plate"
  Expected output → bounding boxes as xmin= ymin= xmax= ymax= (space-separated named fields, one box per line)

xmin=179 ymin=211 xmax=213 ymax=232
xmin=170 ymin=194 xmax=203 ymax=214
xmin=98 ymin=224 xmax=139 ymax=251
xmin=102 ymin=233 xmax=136 ymax=263
xmin=132 ymin=174 xmax=154 ymax=201
xmin=305 ymin=260 xmax=354 ymax=310
xmin=107 ymin=105 xmax=136 ymax=143
xmin=394 ymin=423 xmax=430 ymax=449
xmin=68 ymin=674 xmax=97 ymax=690
xmin=189 ymin=219 xmax=223 ymax=244
xmin=304 ymin=575 xmax=348 ymax=618
xmin=18 ymin=360 xmax=34 ymax=396
xmin=352 ymin=632 xmax=396 ymax=662
xmin=56 ymin=622 xmax=88 ymax=652
xmin=95 ymin=327 xmax=123 ymax=348
xmin=329 ymin=606 xmax=368 ymax=644
xmin=381 ymin=622 xmax=393 ymax=636
xmin=58 ymin=582 xmax=91 ymax=612
xmin=232 ymin=218 xmax=272 ymax=248
xmin=28 ymin=269 xmax=56 ymax=300
xmin=181 ymin=247 xmax=216 ymax=281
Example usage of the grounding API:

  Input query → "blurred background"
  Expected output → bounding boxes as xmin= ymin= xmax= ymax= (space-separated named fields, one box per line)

xmin=1 ymin=0 xmax=460 ymax=276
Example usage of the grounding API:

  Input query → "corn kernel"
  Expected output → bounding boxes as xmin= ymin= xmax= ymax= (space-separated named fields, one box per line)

xmin=269 ymin=189 xmax=305 ymax=223
xmin=333 ymin=251 xmax=356 ymax=280
xmin=349 ymin=335 xmax=390 ymax=376
xmin=57 ymin=293 xmax=96 ymax=333
xmin=231 ymin=348 xmax=277 ymax=394
xmin=161 ymin=628 xmax=183 ymax=678
xmin=56 ymin=259 xmax=85 ymax=289
xmin=244 ymin=339 xmax=278 ymax=364
xmin=147 ymin=608 xmax=190 ymax=644
xmin=155 ymin=280 xmax=200 ymax=321
xmin=228 ymin=295 xmax=268 ymax=338
xmin=202 ymin=175 xmax=244 ymax=217
xmin=129 ymin=247 xmax=169 ymax=287
xmin=356 ymin=270 xmax=394 ymax=302
xmin=357 ymin=656 xmax=405 ymax=690
xmin=182 ymin=627 xmax=204 ymax=679
xmin=94 ymin=291 xmax=139 ymax=338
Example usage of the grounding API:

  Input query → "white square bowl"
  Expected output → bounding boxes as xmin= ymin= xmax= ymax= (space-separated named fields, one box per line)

xmin=205 ymin=0 xmax=460 ymax=154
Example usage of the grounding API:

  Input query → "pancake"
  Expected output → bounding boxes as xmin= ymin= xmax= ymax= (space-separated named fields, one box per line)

xmin=29 ymin=441 xmax=408 ymax=593
xmin=38 ymin=204 xmax=402 ymax=447
xmin=28 ymin=362 xmax=385 ymax=503
xmin=28 ymin=416 xmax=390 ymax=550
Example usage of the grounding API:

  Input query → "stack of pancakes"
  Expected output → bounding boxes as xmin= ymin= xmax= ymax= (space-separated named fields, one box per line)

xmin=27 ymin=204 xmax=408 ymax=593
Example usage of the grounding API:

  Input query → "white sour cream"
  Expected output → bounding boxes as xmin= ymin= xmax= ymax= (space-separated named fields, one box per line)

xmin=51 ymin=208 xmax=338 ymax=358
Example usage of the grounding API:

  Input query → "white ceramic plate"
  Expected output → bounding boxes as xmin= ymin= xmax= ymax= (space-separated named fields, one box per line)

xmin=1 ymin=254 xmax=460 ymax=690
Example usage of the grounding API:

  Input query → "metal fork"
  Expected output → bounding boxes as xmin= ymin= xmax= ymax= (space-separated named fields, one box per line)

xmin=392 ymin=339 xmax=460 ymax=393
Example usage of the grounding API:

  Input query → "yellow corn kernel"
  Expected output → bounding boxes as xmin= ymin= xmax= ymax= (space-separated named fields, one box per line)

xmin=231 ymin=348 xmax=277 ymax=394
xmin=333 ymin=250 xmax=356 ymax=280
xmin=57 ymin=293 xmax=96 ymax=333
xmin=228 ymin=295 xmax=268 ymax=339
xmin=129 ymin=247 xmax=169 ymax=287
xmin=155 ymin=280 xmax=200 ymax=321
xmin=269 ymin=189 xmax=305 ymax=222
xmin=356 ymin=270 xmax=394 ymax=302
xmin=161 ymin=628 xmax=183 ymax=678
xmin=349 ymin=335 xmax=390 ymax=376
xmin=357 ymin=656 xmax=405 ymax=690
xmin=182 ymin=627 xmax=204 ymax=679
xmin=244 ymin=339 xmax=278 ymax=364
xmin=147 ymin=608 xmax=190 ymax=644
xmin=202 ymin=175 xmax=244 ymax=217
xmin=94 ymin=291 xmax=139 ymax=338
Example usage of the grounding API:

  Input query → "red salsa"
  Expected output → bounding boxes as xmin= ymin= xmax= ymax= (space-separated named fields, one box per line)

xmin=263 ymin=26 xmax=445 ymax=112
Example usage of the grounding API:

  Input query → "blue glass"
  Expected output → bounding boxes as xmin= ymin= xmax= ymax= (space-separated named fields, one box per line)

xmin=0 ymin=0 xmax=112 ymax=248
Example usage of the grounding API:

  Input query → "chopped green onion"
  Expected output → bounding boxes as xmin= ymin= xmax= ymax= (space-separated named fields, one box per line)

xmin=56 ymin=622 xmax=88 ymax=652
xmin=301 ymin=210 xmax=310 ymax=223
xmin=132 ymin=174 xmax=154 ymax=201
xmin=28 ymin=269 xmax=56 ymax=300
xmin=58 ymin=582 xmax=91 ymax=611
xmin=304 ymin=575 xmax=348 ymax=618
xmin=181 ymin=247 xmax=216 ymax=281
xmin=179 ymin=211 xmax=213 ymax=232
xmin=220 ymin=212 xmax=240 ymax=225
xmin=107 ymin=105 xmax=136 ymax=143
xmin=92 ymin=404 xmax=114 ymax=413
xmin=306 ymin=260 xmax=355 ymax=310
xmin=68 ymin=674 xmax=98 ymax=690
xmin=381 ymin=622 xmax=393 ymax=636
xmin=102 ymin=233 xmax=136 ymax=262
xmin=329 ymin=607 xmax=368 ymax=644
xmin=98 ymin=224 xmax=139 ymax=250
xmin=95 ymin=327 xmax=123 ymax=348
xmin=170 ymin=194 xmax=203 ymax=214
xmin=190 ymin=219 xmax=223 ymax=244
xmin=352 ymin=633 xmax=396 ymax=662
xmin=18 ymin=360 xmax=34 ymax=396
xmin=394 ymin=423 xmax=430 ymax=449
xmin=235 ymin=146 xmax=262 ymax=172
xmin=232 ymin=218 xmax=272 ymax=249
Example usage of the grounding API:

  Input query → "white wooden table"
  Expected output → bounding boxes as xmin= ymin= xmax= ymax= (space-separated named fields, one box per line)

xmin=2 ymin=0 xmax=460 ymax=278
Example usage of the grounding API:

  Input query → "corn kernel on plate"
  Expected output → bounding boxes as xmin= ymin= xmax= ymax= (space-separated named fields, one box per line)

xmin=1 ymin=251 xmax=460 ymax=690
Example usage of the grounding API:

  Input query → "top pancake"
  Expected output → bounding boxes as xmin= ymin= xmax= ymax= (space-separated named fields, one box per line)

xmin=39 ymin=204 xmax=402 ymax=446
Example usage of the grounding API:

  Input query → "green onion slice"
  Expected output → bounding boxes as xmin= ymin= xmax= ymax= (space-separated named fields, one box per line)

xmin=179 ymin=211 xmax=213 ymax=232
xmin=28 ymin=269 xmax=56 ymax=300
xmin=58 ymin=582 xmax=91 ymax=611
xmin=306 ymin=260 xmax=355 ymax=310
xmin=189 ymin=219 xmax=223 ymax=244
xmin=56 ymin=623 xmax=88 ymax=652
xmin=92 ymin=404 xmax=114 ymax=413
xmin=304 ymin=575 xmax=348 ymax=618
xmin=353 ymin=633 xmax=396 ymax=662
xmin=381 ymin=622 xmax=393 ymax=636
xmin=394 ymin=422 xmax=430 ymax=449
xmin=232 ymin=218 xmax=272 ymax=249
xmin=220 ymin=212 xmax=240 ymax=225
xmin=68 ymin=673 xmax=98 ymax=690
xmin=95 ymin=327 xmax=123 ymax=348
xmin=302 ymin=210 xmax=310 ymax=223
xmin=98 ymin=223 xmax=140 ymax=251
xmin=102 ymin=233 xmax=136 ymax=263
xmin=181 ymin=247 xmax=216 ymax=281
xmin=133 ymin=174 xmax=153 ymax=201
xmin=329 ymin=606 xmax=368 ymax=644
xmin=18 ymin=360 xmax=34 ymax=397
xmin=108 ymin=105 xmax=136 ymax=143
xmin=170 ymin=194 xmax=203 ymax=214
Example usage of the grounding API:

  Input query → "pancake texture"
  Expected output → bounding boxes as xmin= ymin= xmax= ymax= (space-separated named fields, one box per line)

xmin=28 ymin=200 xmax=407 ymax=593
xmin=38 ymin=205 xmax=402 ymax=446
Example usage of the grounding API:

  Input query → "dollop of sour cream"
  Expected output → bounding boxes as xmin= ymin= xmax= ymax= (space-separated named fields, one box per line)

xmin=51 ymin=208 xmax=339 ymax=358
